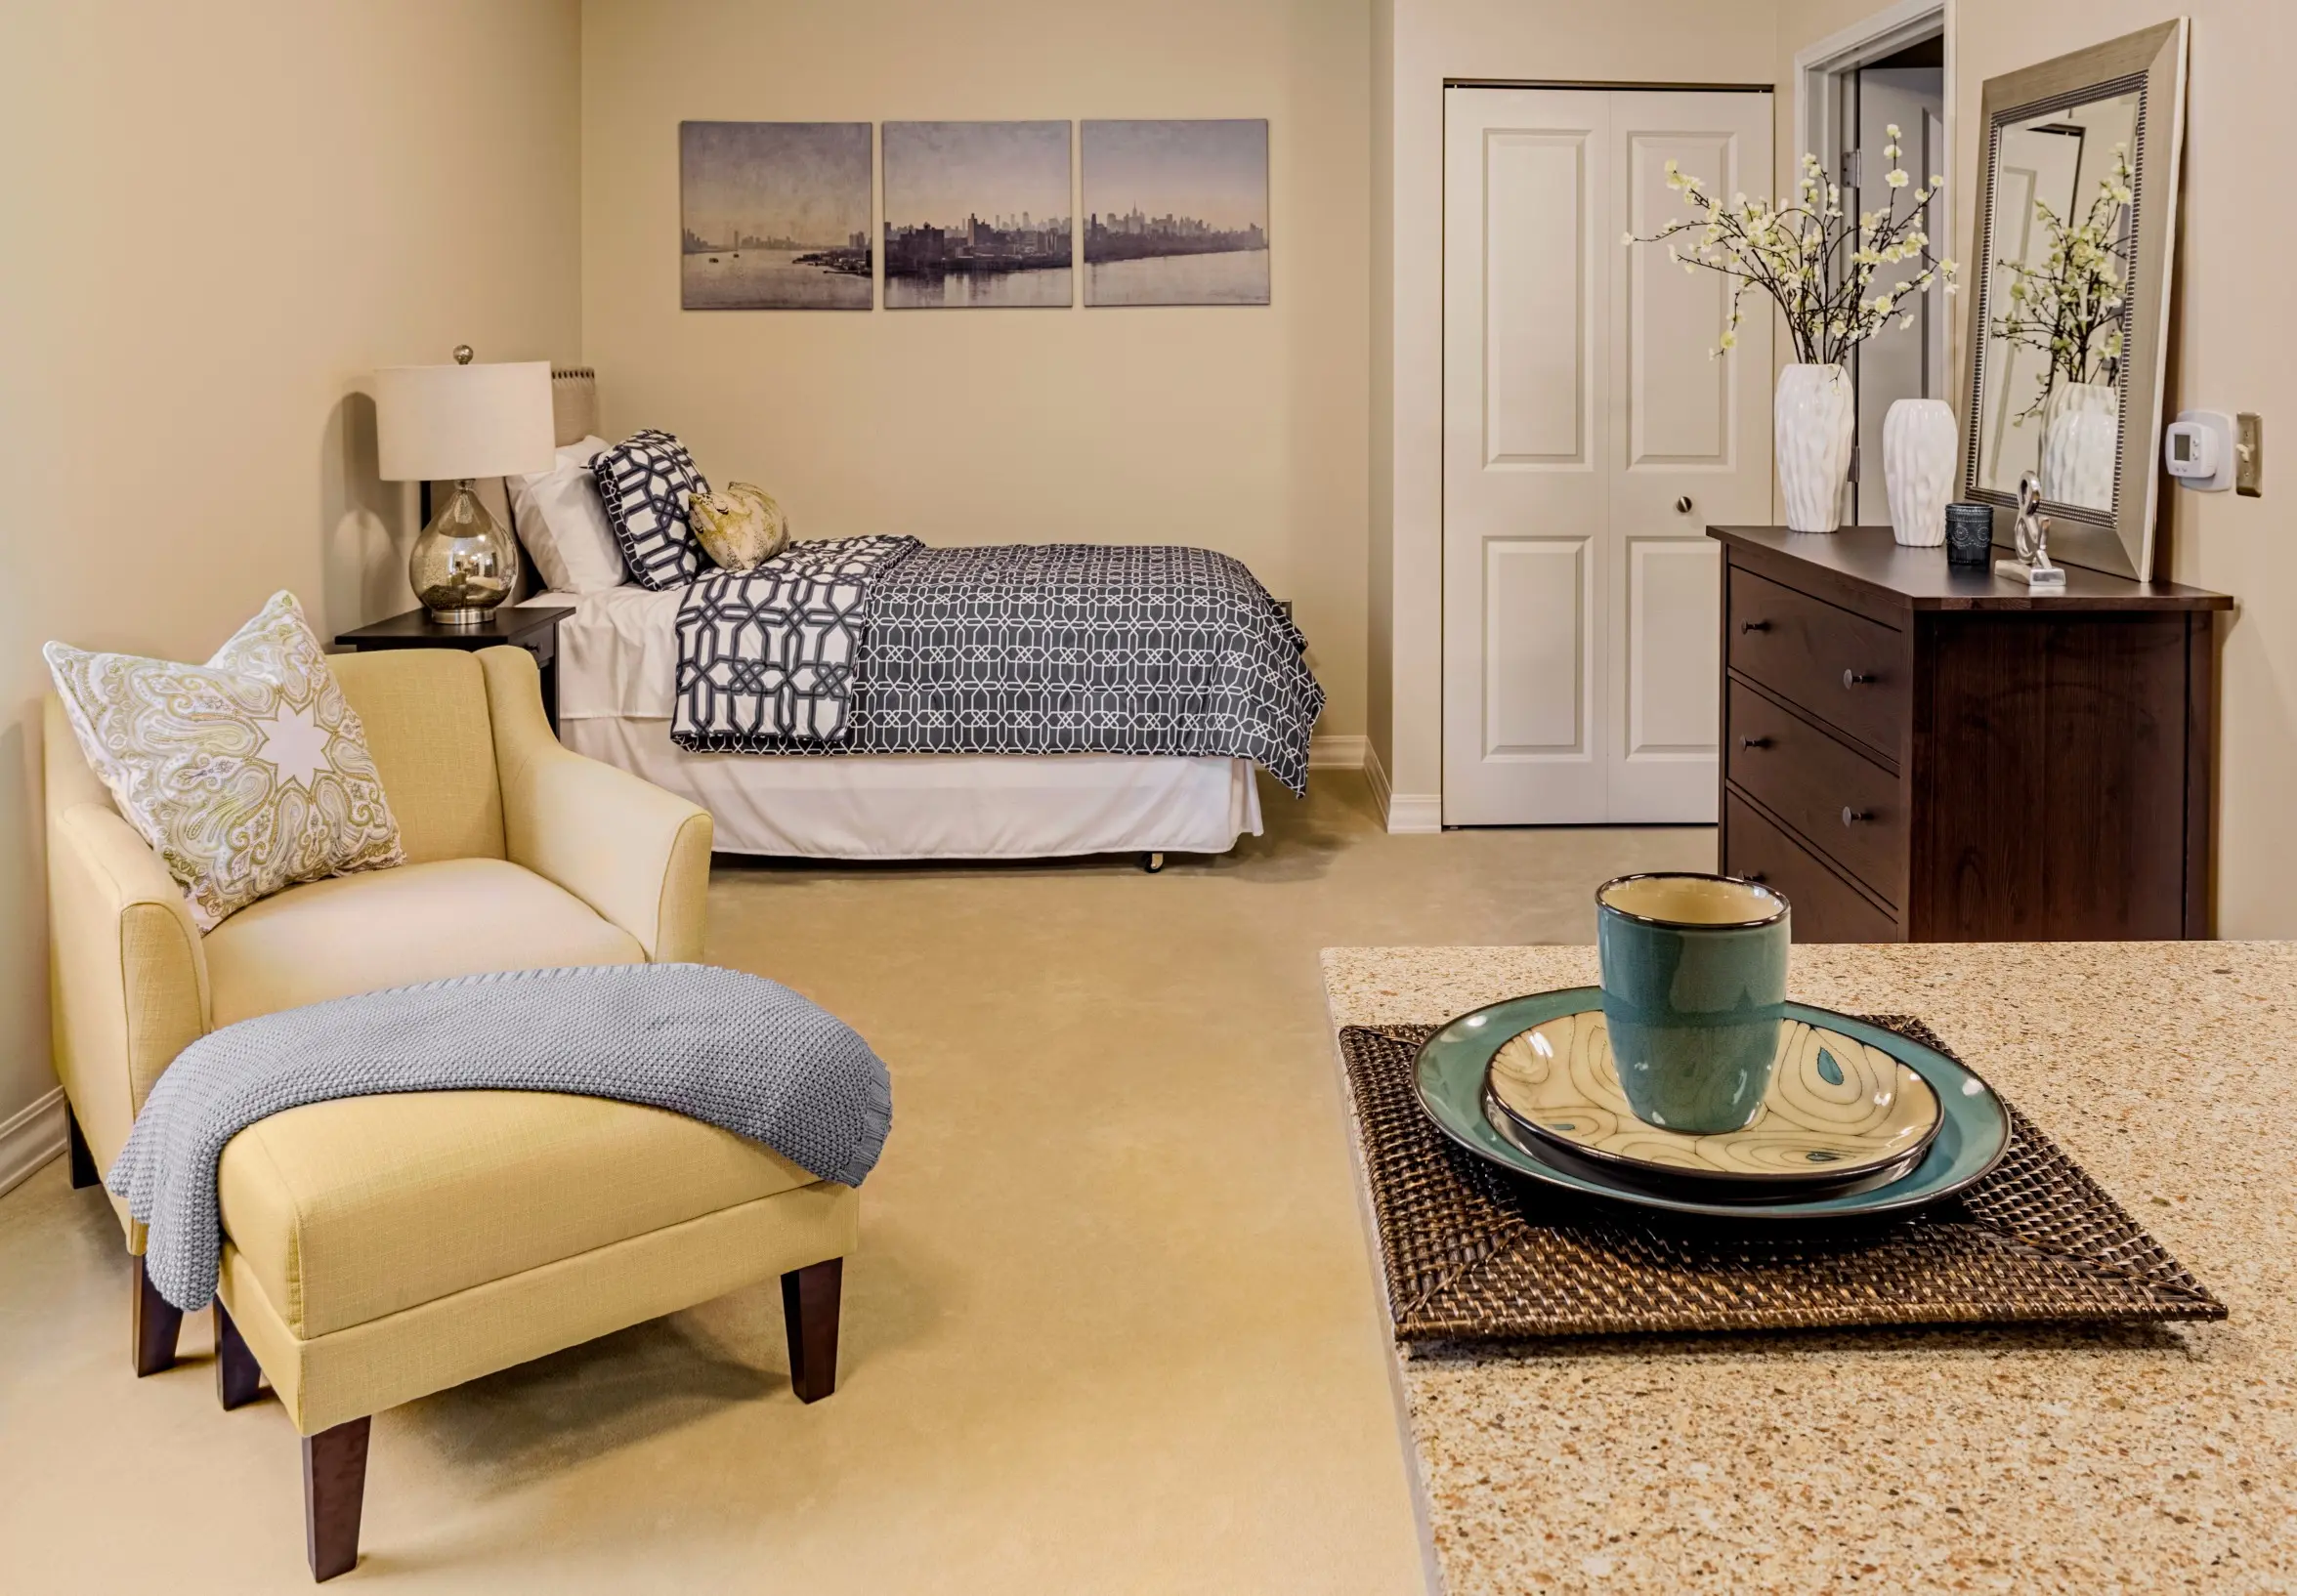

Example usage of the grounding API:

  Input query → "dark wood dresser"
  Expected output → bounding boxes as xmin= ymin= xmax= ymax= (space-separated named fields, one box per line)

xmin=1711 ymin=526 xmax=2232 ymax=942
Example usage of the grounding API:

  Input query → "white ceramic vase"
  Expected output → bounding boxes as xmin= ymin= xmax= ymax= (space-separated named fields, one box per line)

xmin=1775 ymin=363 xmax=1855 ymax=532
xmin=1882 ymin=398 xmax=1956 ymax=547
xmin=2038 ymin=380 xmax=2119 ymax=510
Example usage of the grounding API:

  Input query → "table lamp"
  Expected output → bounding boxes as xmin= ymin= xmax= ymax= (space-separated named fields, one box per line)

xmin=374 ymin=347 xmax=556 ymax=625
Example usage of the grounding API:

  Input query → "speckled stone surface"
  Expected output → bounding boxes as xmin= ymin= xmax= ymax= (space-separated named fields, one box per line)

xmin=1322 ymin=943 xmax=2297 ymax=1595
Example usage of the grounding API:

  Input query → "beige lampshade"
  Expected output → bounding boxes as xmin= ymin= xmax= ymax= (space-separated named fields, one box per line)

xmin=373 ymin=359 xmax=557 ymax=482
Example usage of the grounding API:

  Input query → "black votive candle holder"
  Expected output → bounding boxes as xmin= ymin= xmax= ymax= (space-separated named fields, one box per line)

xmin=1945 ymin=502 xmax=1994 ymax=567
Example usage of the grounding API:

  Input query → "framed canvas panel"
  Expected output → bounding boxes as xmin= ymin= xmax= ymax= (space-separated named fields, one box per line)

xmin=1083 ymin=119 xmax=1270 ymax=307
xmin=882 ymin=121 xmax=1073 ymax=309
xmin=680 ymin=121 xmax=874 ymax=311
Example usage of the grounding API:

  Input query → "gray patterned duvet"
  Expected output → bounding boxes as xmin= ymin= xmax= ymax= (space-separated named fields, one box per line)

xmin=673 ymin=540 xmax=1324 ymax=795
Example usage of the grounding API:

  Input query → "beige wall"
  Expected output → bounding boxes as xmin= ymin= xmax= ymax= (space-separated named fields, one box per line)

xmin=1368 ymin=0 xmax=1784 ymax=816
xmin=1956 ymin=3 xmax=2296 ymax=938
xmin=0 ymin=2 xmax=583 ymax=1135
xmin=579 ymin=0 xmax=1372 ymax=743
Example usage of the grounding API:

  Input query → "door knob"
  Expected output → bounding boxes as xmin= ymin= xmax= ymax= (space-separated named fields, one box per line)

xmin=1675 ymin=496 xmax=1695 ymax=515
xmin=1843 ymin=669 xmax=1875 ymax=688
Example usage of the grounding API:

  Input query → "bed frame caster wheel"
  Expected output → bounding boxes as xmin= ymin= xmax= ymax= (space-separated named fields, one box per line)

xmin=1141 ymin=852 xmax=1166 ymax=874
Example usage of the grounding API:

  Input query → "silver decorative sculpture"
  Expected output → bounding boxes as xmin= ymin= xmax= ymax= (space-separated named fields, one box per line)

xmin=1994 ymin=471 xmax=2068 ymax=589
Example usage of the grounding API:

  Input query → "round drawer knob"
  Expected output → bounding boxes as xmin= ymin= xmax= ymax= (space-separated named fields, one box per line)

xmin=1842 ymin=807 xmax=1872 ymax=827
xmin=1675 ymin=495 xmax=1695 ymax=515
xmin=1738 ymin=735 xmax=1770 ymax=750
xmin=1740 ymin=619 xmax=1770 ymax=634
xmin=1843 ymin=669 xmax=1875 ymax=688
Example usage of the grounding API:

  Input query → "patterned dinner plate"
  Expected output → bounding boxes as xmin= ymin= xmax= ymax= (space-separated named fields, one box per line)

xmin=1411 ymin=987 xmax=2010 ymax=1222
xmin=1485 ymin=1007 xmax=1941 ymax=1195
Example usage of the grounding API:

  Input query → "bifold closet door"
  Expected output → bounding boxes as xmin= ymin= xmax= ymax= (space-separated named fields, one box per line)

xmin=1442 ymin=86 xmax=1773 ymax=825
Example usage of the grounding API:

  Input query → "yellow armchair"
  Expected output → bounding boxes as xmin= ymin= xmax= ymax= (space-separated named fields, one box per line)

xmin=44 ymin=644 xmax=857 ymax=1582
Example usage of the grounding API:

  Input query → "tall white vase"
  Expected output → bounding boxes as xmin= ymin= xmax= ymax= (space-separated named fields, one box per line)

xmin=1775 ymin=363 xmax=1855 ymax=532
xmin=2038 ymin=380 xmax=2119 ymax=510
xmin=1882 ymin=398 xmax=1956 ymax=547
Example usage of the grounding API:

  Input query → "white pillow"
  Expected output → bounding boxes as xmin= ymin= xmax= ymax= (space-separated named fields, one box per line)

xmin=509 ymin=436 xmax=628 ymax=593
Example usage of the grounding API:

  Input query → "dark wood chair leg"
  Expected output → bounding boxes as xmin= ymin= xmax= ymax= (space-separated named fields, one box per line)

xmin=215 ymin=1303 xmax=262 ymax=1409
xmin=66 ymin=1108 xmax=101 ymax=1190
xmin=781 ymin=1256 xmax=843 ymax=1404
xmin=303 ymin=1416 xmax=371 ymax=1583
xmin=132 ymin=1256 xmax=182 ymax=1377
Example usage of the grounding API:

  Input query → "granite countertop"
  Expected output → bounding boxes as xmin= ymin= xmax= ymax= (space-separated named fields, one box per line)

xmin=1322 ymin=943 xmax=2297 ymax=1595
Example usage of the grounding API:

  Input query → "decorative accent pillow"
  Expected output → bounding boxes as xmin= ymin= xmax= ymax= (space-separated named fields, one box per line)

xmin=509 ymin=435 xmax=627 ymax=593
xmin=44 ymin=592 xmax=404 ymax=931
xmin=591 ymin=429 xmax=711 ymax=590
xmin=689 ymin=482 xmax=791 ymax=572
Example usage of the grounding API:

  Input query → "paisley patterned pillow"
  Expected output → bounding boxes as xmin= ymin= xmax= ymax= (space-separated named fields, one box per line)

xmin=44 ymin=592 xmax=404 ymax=931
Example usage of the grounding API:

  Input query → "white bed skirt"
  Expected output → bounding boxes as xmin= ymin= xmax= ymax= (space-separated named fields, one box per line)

xmin=560 ymin=716 xmax=1264 ymax=861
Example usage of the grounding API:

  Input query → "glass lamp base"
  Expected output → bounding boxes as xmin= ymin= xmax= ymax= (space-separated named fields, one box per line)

xmin=409 ymin=480 xmax=520 ymax=628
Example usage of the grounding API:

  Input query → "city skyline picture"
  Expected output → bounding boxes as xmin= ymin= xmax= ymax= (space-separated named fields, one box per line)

xmin=680 ymin=121 xmax=873 ymax=310
xmin=1082 ymin=120 xmax=1270 ymax=307
xmin=882 ymin=121 xmax=1072 ymax=310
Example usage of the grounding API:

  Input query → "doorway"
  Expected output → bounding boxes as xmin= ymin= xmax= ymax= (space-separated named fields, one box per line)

xmin=1794 ymin=1 xmax=1950 ymax=525
xmin=1849 ymin=42 xmax=1947 ymax=522
xmin=1440 ymin=85 xmax=1775 ymax=826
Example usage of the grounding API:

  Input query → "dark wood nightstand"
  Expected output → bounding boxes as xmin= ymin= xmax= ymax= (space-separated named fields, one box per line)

xmin=334 ymin=606 xmax=575 ymax=732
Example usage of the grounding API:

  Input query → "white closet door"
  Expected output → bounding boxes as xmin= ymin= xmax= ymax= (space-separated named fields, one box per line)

xmin=1602 ymin=90 xmax=1774 ymax=822
xmin=1443 ymin=86 xmax=1772 ymax=825
xmin=1442 ymin=88 xmax=1612 ymax=824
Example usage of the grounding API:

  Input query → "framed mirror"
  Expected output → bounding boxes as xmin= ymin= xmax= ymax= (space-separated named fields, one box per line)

xmin=1959 ymin=20 xmax=2188 ymax=579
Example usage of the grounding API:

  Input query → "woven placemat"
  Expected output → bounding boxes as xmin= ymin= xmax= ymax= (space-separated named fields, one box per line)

xmin=1341 ymin=1018 xmax=2225 ymax=1340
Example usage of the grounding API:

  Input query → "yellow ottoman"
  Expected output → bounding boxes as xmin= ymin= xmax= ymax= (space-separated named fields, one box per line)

xmin=138 ymin=1087 xmax=856 ymax=1580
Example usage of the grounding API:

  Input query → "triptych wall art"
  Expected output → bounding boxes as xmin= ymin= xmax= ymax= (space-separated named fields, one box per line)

xmin=679 ymin=119 xmax=1269 ymax=312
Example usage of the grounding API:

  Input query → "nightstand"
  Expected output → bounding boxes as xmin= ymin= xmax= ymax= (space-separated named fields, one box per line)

xmin=334 ymin=606 xmax=575 ymax=732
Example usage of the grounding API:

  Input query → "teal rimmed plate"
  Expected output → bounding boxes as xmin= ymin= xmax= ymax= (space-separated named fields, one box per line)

xmin=1413 ymin=987 xmax=2010 ymax=1221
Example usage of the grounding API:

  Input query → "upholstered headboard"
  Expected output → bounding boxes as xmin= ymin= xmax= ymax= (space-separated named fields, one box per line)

xmin=552 ymin=366 xmax=599 ymax=446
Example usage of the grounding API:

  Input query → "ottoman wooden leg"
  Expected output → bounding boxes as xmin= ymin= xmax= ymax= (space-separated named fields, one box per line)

xmin=66 ymin=1108 xmax=101 ymax=1190
xmin=132 ymin=1256 xmax=182 ymax=1377
xmin=215 ymin=1303 xmax=263 ymax=1410
xmin=781 ymin=1257 xmax=843 ymax=1404
xmin=303 ymin=1416 xmax=371 ymax=1582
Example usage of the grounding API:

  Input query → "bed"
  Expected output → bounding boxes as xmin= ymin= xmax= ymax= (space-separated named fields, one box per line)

xmin=512 ymin=371 xmax=1318 ymax=865
xmin=544 ymin=584 xmax=1267 ymax=861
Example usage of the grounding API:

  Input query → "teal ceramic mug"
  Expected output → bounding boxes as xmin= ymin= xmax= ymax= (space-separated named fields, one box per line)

xmin=1595 ymin=873 xmax=1791 ymax=1135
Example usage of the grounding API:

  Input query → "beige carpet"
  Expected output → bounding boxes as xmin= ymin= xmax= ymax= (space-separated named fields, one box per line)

xmin=0 ymin=773 xmax=1712 ymax=1592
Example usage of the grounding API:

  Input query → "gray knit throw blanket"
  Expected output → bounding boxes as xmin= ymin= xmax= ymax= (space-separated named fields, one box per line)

xmin=107 ymin=964 xmax=894 ymax=1313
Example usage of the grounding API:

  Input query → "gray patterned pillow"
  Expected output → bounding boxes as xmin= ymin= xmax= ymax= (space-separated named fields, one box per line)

xmin=44 ymin=592 xmax=405 ymax=930
xmin=592 ymin=429 xmax=711 ymax=589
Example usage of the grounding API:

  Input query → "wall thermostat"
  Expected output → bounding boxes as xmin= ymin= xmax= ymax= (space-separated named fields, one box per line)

xmin=2165 ymin=410 xmax=2234 ymax=491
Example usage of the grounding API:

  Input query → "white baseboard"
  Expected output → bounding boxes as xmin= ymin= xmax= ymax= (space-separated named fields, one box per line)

xmin=1385 ymin=793 xmax=1443 ymax=834
xmin=1308 ymin=734 xmax=1369 ymax=770
xmin=1358 ymin=739 xmax=1442 ymax=832
xmin=0 ymin=1086 xmax=65 ymax=1200
xmin=1363 ymin=737 xmax=1393 ymax=818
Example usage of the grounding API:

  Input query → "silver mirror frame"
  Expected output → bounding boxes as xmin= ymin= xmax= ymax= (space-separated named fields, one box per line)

xmin=1958 ymin=19 xmax=2189 ymax=579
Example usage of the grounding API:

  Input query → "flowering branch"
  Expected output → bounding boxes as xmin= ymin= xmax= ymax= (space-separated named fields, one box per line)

xmin=1622 ymin=131 xmax=1957 ymax=366
xmin=1989 ymin=143 xmax=2133 ymax=421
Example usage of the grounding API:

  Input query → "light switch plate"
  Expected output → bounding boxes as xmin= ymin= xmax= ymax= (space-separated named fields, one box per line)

xmin=2237 ymin=412 xmax=2264 ymax=497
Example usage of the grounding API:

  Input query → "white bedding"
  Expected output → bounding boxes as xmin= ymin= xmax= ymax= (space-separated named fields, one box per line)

xmin=535 ymin=590 xmax=1264 ymax=861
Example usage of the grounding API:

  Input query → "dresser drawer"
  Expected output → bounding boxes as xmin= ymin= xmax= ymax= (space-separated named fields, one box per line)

xmin=1725 ymin=680 xmax=1906 ymax=904
xmin=1727 ymin=567 xmax=1908 ymax=760
xmin=1723 ymin=791 xmax=1901 ymax=943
